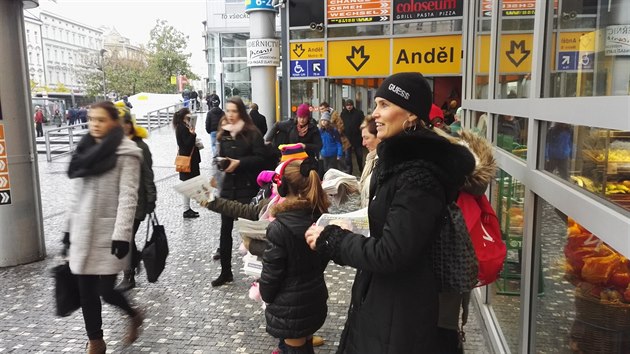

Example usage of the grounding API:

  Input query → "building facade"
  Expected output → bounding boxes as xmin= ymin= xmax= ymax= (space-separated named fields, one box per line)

xmin=23 ymin=11 xmax=45 ymax=88
xmin=204 ymin=0 xmax=281 ymax=105
xmin=102 ymin=27 xmax=144 ymax=63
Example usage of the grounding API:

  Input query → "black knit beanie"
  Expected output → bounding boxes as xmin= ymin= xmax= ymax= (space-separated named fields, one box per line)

xmin=375 ymin=72 xmax=433 ymax=125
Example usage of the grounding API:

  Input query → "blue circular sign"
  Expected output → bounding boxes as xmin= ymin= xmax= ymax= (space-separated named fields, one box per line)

xmin=245 ymin=0 xmax=276 ymax=13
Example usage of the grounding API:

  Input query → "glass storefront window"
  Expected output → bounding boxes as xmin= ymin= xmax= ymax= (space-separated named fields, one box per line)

xmin=474 ymin=2 xmax=490 ymax=99
xmin=539 ymin=122 xmax=630 ymax=214
xmin=496 ymin=115 xmax=528 ymax=159
xmin=490 ymin=168 xmax=527 ymax=353
xmin=327 ymin=24 xmax=390 ymax=38
xmin=393 ymin=20 xmax=462 ymax=35
xmin=290 ymin=80 xmax=319 ymax=118
xmin=471 ymin=111 xmax=489 ymax=137
xmin=545 ymin=1 xmax=630 ymax=98
xmin=534 ymin=196 xmax=630 ymax=353
xmin=289 ymin=29 xmax=325 ymax=40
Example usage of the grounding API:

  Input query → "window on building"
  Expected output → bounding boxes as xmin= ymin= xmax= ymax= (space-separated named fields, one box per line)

xmin=26 ymin=29 xmax=31 ymax=43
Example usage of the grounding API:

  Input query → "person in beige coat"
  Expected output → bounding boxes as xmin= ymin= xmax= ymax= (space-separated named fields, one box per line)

xmin=63 ymin=101 xmax=144 ymax=354
xmin=359 ymin=116 xmax=381 ymax=208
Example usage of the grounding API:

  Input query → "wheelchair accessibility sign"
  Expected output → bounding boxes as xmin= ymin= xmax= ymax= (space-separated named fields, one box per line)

xmin=290 ymin=59 xmax=326 ymax=78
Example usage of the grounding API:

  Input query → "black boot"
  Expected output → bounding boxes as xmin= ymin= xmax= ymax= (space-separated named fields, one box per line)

xmin=282 ymin=342 xmax=311 ymax=354
xmin=211 ymin=271 xmax=233 ymax=287
xmin=115 ymin=270 xmax=136 ymax=292
xmin=183 ymin=209 xmax=200 ymax=218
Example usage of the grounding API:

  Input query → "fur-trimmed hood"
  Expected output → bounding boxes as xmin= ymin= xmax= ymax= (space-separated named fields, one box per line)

xmin=457 ymin=130 xmax=497 ymax=195
xmin=376 ymin=129 xmax=476 ymax=196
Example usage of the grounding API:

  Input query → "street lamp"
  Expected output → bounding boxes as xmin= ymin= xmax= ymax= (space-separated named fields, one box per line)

xmin=99 ymin=49 xmax=108 ymax=100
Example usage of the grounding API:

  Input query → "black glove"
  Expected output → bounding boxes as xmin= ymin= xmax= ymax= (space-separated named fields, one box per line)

xmin=111 ymin=241 xmax=130 ymax=259
xmin=146 ymin=201 xmax=156 ymax=214
xmin=61 ymin=232 xmax=70 ymax=257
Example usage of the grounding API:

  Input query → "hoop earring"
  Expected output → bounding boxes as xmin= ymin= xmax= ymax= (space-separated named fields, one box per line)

xmin=403 ymin=119 xmax=417 ymax=134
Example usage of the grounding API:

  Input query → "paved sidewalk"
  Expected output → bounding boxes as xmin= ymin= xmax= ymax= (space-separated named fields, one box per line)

xmin=0 ymin=115 xmax=491 ymax=353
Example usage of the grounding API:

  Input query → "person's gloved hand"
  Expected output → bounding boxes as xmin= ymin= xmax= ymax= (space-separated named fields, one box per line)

xmin=111 ymin=241 xmax=130 ymax=259
xmin=61 ymin=232 xmax=70 ymax=257
xmin=146 ymin=201 xmax=156 ymax=214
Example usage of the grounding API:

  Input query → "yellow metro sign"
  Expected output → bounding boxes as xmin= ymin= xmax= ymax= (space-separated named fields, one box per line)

xmin=393 ymin=35 xmax=462 ymax=75
xmin=477 ymin=33 xmax=533 ymax=74
xmin=328 ymin=39 xmax=390 ymax=77
xmin=290 ymin=42 xmax=325 ymax=60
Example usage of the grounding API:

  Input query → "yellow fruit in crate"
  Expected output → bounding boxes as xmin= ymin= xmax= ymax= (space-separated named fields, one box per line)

xmin=568 ymin=225 xmax=582 ymax=236
xmin=568 ymin=217 xmax=576 ymax=227
xmin=623 ymin=181 xmax=630 ymax=188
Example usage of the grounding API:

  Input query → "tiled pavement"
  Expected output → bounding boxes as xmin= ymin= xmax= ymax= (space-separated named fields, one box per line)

xmin=0 ymin=114 xmax=492 ymax=353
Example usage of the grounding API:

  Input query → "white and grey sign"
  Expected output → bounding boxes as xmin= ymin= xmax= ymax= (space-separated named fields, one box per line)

xmin=246 ymin=39 xmax=281 ymax=67
xmin=606 ymin=25 xmax=630 ymax=56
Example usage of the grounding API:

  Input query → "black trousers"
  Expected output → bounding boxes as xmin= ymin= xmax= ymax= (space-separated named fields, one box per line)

xmin=36 ymin=122 xmax=43 ymax=137
xmin=77 ymin=274 xmax=136 ymax=340
xmin=219 ymin=214 xmax=234 ymax=274
xmin=129 ymin=218 xmax=142 ymax=270
xmin=345 ymin=145 xmax=363 ymax=175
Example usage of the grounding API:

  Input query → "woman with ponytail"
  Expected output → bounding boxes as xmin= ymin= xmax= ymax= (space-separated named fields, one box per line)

xmin=258 ymin=157 xmax=329 ymax=354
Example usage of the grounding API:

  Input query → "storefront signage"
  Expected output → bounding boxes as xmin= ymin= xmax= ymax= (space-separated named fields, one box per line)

xmin=556 ymin=32 xmax=595 ymax=71
xmin=327 ymin=0 xmax=391 ymax=24
xmin=393 ymin=35 xmax=462 ymax=75
xmin=477 ymin=33 xmax=533 ymax=74
xmin=393 ymin=0 xmax=462 ymax=21
xmin=290 ymin=42 xmax=325 ymax=60
xmin=0 ymin=124 xmax=11 ymax=206
xmin=246 ymin=39 xmax=280 ymax=67
xmin=605 ymin=25 xmax=630 ymax=56
xmin=481 ymin=0 xmax=559 ymax=17
xmin=328 ymin=39 xmax=390 ymax=77
xmin=245 ymin=0 xmax=276 ymax=13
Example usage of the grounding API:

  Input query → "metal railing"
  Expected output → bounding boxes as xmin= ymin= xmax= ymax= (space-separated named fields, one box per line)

xmin=142 ymin=102 xmax=186 ymax=131
xmin=43 ymin=124 xmax=88 ymax=162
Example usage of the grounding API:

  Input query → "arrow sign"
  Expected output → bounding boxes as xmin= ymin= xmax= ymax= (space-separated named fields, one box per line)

xmin=292 ymin=44 xmax=305 ymax=58
xmin=562 ymin=56 xmax=570 ymax=65
xmin=346 ymin=46 xmax=370 ymax=72
xmin=0 ymin=141 xmax=5 ymax=156
xmin=0 ymin=175 xmax=8 ymax=188
xmin=0 ymin=191 xmax=10 ymax=205
xmin=313 ymin=63 xmax=321 ymax=72
xmin=380 ymin=16 xmax=389 ymax=21
xmin=505 ymin=40 xmax=530 ymax=68
xmin=0 ymin=159 xmax=6 ymax=172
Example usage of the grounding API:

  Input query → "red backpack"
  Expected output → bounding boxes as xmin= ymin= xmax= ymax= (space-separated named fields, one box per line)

xmin=457 ymin=192 xmax=507 ymax=287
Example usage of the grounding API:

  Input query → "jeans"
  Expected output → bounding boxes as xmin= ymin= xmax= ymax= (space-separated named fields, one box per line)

xmin=344 ymin=145 xmax=363 ymax=175
xmin=77 ymin=274 xmax=136 ymax=340
xmin=210 ymin=131 xmax=217 ymax=157
xmin=321 ymin=156 xmax=338 ymax=174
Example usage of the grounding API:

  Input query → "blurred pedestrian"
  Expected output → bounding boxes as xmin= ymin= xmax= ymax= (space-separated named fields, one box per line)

xmin=359 ymin=115 xmax=381 ymax=208
xmin=34 ymin=107 xmax=44 ymax=137
xmin=213 ymin=96 xmax=266 ymax=287
xmin=63 ymin=101 xmax=144 ymax=353
xmin=340 ymin=99 xmax=364 ymax=175
xmin=305 ymin=72 xmax=475 ymax=354
xmin=115 ymin=105 xmax=156 ymax=292
xmin=290 ymin=104 xmax=322 ymax=159
xmin=173 ymin=108 xmax=201 ymax=218
xmin=249 ymin=103 xmax=268 ymax=136
xmin=78 ymin=106 xmax=88 ymax=129
xmin=122 ymin=95 xmax=133 ymax=109
xmin=259 ymin=158 xmax=329 ymax=354
xmin=190 ymin=90 xmax=199 ymax=111
xmin=205 ymin=99 xmax=224 ymax=157
xmin=318 ymin=111 xmax=342 ymax=173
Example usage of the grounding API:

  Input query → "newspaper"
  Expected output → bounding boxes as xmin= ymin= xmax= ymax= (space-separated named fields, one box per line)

xmin=235 ymin=218 xmax=270 ymax=241
xmin=173 ymin=175 xmax=216 ymax=204
xmin=242 ymin=252 xmax=263 ymax=278
xmin=321 ymin=168 xmax=360 ymax=206
xmin=315 ymin=207 xmax=370 ymax=237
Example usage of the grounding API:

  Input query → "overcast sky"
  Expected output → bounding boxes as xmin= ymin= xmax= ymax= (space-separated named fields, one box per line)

xmin=39 ymin=0 xmax=208 ymax=78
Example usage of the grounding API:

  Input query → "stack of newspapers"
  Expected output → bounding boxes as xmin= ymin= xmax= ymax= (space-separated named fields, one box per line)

xmin=315 ymin=207 xmax=369 ymax=237
xmin=173 ymin=175 xmax=215 ymax=204
xmin=321 ymin=169 xmax=360 ymax=206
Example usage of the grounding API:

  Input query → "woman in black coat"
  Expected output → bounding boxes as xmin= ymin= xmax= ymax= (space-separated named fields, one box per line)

xmin=289 ymin=103 xmax=322 ymax=158
xmin=173 ymin=107 xmax=201 ymax=218
xmin=212 ymin=96 xmax=266 ymax=287
xmin=306 ymin=73 xmax=475 ymax=354
xmin=259 ymin=158 xmax=329 ymax=353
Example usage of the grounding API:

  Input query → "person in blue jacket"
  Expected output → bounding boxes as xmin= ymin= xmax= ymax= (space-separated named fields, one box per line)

xmin=545 ymin=122 xmax=573 ymax=180
xmin=318 ymin=111 xmax=343 ymax=173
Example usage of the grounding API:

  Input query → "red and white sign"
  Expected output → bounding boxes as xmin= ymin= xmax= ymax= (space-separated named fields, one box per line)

xmin=0 ymin=124 xmax=11 ymax=205
xmin=327 ymin=0 xmax=391 ymax=24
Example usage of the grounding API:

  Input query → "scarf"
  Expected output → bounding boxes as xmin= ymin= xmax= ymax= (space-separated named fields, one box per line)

xmin=67 ymin=125 xmax=124 ymax=179
xmin=222 ymin=119 xmax=245 ymax=138
xmin=297 ymin=123 xmax=308 ymax=137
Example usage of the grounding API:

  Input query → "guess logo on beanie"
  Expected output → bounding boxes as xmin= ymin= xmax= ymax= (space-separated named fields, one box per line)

xmin=388 ymin=84 xmax=410 ymax=100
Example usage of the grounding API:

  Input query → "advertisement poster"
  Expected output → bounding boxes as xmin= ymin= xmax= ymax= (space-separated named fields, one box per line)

xmin=393 ymin=0 xmax=462 ymax=21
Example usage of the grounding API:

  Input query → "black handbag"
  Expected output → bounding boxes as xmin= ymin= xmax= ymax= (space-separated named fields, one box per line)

xmin=52 ymin=262 xmax=80 ymax=317
xmin=432 ymin=202 xmax=479 ymax=293
xmin=142 ymin=212 xmax=169 ymax=283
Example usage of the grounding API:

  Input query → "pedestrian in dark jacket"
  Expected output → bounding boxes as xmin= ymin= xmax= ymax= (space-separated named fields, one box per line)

xmin=249 ymin=102 xmax=268 ymax=136
xmin=267 ymin=118 xmax=294 ymax=149
xmin=116 ymin=106 xmax=157 ymax=292
xmin=340 ymin=99 xmax=364 ymax=174
xmin=306 ymin=73 xmax=475 ymax=354
xmin=545 ymin=122 xmax=572 ymax=179
xmin=289 ymin=104 xmax=322 ymax=159
xmin=205 ymin=100 xmax=224 ymax=157
xmin=206 ymin=91 xmax=220 ymax=109
xmin=190 ymin=90 xmax=199 ymax=111
xmin=213 ymin=96 xmax=266 ymax=287
xmin=174 ymin=108 xmax=201 ymax=218
xmin=78 ymin=107 xmax=88 ymax=129
xmin=260 ymin=157 xmax=329 ymax=354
